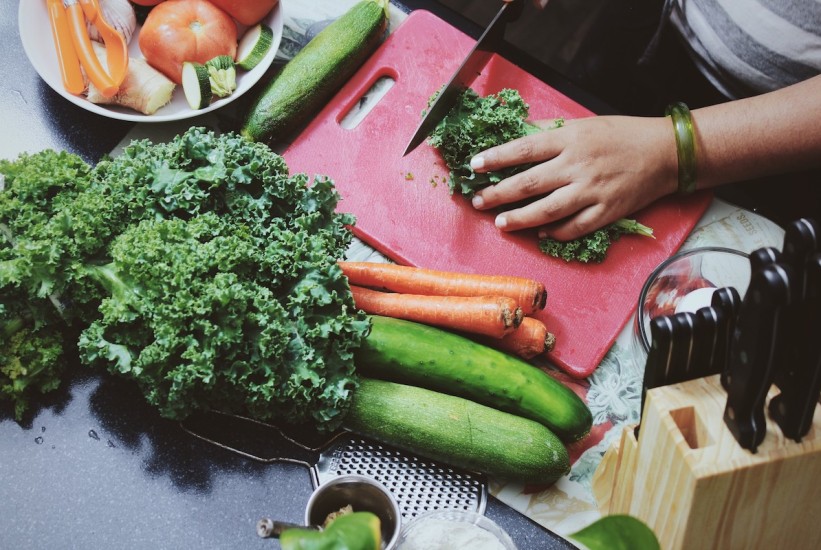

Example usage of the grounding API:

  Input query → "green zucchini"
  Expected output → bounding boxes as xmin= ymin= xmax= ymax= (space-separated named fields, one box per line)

xmin=240 ymin=0 xmax=389 ymax=143
xmin=181 ymin=62 xmax=212 ymax=110
xmin=355 ymin=315 xmax=592 ymax=442
xmin=205 ymin=55 xmax=237 ymax=98
xmin=236 ymin=23 xmax=274 ymax=71
xmin=345 ymin=378 xmax=570 ymax=484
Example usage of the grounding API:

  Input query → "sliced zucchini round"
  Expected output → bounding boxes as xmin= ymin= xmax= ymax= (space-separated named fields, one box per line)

xmin=181 ymin=61 xmax=212 ymax=110
xmin=236 ymin=24 xmax=274 ymax=71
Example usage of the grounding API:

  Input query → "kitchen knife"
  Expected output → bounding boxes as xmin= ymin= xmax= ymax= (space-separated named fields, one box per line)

xmin=690 ymin=305 xmax=719 ymax=379
xmin=402 ymin=0 xmax=523 ymax=156
xmin=723 ymin=263 xmax=795 ymax=453
xmin=713 ymin=287 xmax=742 ymax=391
xmin=666 ymin=311 xmax=696 ymax=385
xmin=749 ymin=247 xmax=782 ymax=274
xmin=769 ymin=220 xmax=821 ymax=441
xmin=636 ymin=314 xmax=676 ymax=438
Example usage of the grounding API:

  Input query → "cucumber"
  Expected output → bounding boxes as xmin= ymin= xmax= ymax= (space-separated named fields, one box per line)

xmin=345 ymin=378 xmax=570 ymax=484
xmin=355 ymin=315 xmax=592 ymax=442
xmin=240 ymin=0 xmax=389 ymax=143
xmin=181 ymin=62 xmax=212 ymax=110
xmin=236 ymin=24 xmax=274 ymax=71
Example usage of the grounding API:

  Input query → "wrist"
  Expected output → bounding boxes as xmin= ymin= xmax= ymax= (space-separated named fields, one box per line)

xmin=665 ymin=102 xmax=698 ymax=194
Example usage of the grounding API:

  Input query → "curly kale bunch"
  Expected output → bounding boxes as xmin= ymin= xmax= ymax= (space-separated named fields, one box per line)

xmin=1 ymin=150 xmax=94 ymax=419
xmin=1 ymin=128 xmax=369 ymax=429
xmin=427 ymin=88 xmax=546 ymax=196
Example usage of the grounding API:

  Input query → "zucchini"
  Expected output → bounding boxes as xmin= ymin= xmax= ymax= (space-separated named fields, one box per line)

xmin=240 ymin=0 xmax=389 ymax=143
xmin=345 ymin=378 xmax=570 ymax=484
xmin=181 ymin=62 xmax=212 ymax=110
xmin=205 ymin=55 xmax=237 ymax=98
xmin=355 ymin=315 xmax=592 ymax=442
xmin=236 ymin=24 xmax=274 ymax=71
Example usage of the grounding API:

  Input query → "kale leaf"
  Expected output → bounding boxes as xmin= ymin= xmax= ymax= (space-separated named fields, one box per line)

xmin=539 ymin=219 xmax=655 ymax=264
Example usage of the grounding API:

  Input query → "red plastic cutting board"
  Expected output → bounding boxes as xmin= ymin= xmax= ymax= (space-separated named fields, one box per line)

xmin=283 ymin=11 xmax=711 ymax=378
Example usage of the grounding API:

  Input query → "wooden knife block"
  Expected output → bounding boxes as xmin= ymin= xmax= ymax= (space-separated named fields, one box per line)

xmin=592 ymin=375 xmax=821 ymax=549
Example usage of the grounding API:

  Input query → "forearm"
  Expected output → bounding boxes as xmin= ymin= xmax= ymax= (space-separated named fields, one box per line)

xmin=691 ymin=74 xmax=821 ymax=190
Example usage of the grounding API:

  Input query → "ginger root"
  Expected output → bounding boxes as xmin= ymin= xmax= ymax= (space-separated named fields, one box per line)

xmin=86 ymin=42 xmax=175 ymax=115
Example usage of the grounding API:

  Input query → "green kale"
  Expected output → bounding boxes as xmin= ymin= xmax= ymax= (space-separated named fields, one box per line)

xmin=79 ymin=212 xmax=368 ymax=430
xmin=539 ymin=219 xmax=655 ymax=264
xmin=1 ymin=128 xmax=369 ymax=430
xmin=0 ymin=150 xmax=92 ymax=419
xmin=426 ymin=88 xmax=544 ymax=195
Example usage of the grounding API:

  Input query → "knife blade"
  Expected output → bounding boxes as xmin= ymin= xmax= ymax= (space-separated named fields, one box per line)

xmin=402 ymin=0 xmax=522 ymax=156
xmin=723 ymin=263 xmax=795 ymax=453
xmin=713 ymin=287 xmax=742 ymax=391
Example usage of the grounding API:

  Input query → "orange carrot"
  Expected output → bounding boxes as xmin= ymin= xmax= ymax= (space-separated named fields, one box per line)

xmin=487 ymin=317 xmax=556 ymax=360
xmin=340 ymin=262 xmax=547 ymax=315
xmin=350 ymin=285 xmax=522 ymax=338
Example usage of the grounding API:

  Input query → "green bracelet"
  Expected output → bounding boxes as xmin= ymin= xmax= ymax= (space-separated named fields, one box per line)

xmin=665 ymin=102 xmax=697 ymax=194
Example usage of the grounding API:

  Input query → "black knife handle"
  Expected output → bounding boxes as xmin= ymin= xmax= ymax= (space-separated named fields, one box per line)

xmin=749 ymin=247 xmax=783 ymax=274
xmin=691 ymin=305 xmax=719 ymax=379
xmin=636 ymin=315 xmax=676 ymax=438
xmin=773 ymin=219 xmax=820 ymax=392
xmin=667 ymin=311 xmax=696 ymax=385
xmin=713 ymin=287 xmax=742 ymax=390
xmin=781 ymin=218 xmax=820 ymax=297
xmin=723 ymin=263 xmax=795 ymax=453
xmin=769 ymin=253 xmax=821 ymax=441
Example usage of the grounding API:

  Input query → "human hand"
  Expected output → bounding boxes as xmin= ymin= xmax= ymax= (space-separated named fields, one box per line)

xmin=469 ymin=115 xmax=680 ymax=241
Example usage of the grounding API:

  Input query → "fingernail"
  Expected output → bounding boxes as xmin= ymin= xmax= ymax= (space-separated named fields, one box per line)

xmin=495 ymin=215 xmax=507 ymax=229
xmin=471 ymin=194 xmax=484 ymax=208
xmin=470 ymin=155 xmax=485 ymax=170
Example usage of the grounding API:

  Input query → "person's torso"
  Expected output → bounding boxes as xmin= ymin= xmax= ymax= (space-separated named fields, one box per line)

xmin=669 ymin=0 xmax=821 ymax=98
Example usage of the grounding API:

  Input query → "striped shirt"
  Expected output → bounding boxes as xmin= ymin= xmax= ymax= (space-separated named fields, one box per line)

xmin=668 ymin=0 xmax=821 ymax=99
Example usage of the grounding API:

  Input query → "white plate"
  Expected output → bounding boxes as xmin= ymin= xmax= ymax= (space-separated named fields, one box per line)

xmin=18 ymin=1 xmax=283 ymax=122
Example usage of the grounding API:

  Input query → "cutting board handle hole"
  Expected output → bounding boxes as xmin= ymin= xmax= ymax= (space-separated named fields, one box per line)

xmin=669 ymin=405 xmax=714 ymax=449
xmin=339 ymin=70 xmax=397 ymax=130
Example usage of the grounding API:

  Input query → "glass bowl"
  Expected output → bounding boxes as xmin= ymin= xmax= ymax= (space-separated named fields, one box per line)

xmin=394 ymin=510 xmax=517 ymax=550
xmin=633 ymin=247 xmax=751 ymax=361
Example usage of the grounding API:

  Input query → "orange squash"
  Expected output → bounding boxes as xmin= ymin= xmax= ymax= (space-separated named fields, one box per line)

xmin=207 ymin=0 xmax=279 ymax=26
xmin=138 ymin=0 xmax=237 ymax=84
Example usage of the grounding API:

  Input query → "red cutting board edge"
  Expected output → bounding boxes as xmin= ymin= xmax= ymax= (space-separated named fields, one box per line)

xmin=283 ymin=11 xmax=711 ymax=378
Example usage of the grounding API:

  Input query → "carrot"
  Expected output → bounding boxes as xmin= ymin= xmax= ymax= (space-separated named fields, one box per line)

xmin=340 ymin=262 xmax=547 ymax=315
xmin=350 ymin=285 xmax=522 ymax=338
xmin=485 ymin=316 xmax=556 ymax=360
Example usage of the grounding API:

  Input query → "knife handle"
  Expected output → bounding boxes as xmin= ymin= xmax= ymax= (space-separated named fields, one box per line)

xmin=782 ymin=218 xmax=820 ymax=298
xmin=712 ymin=287 xmax=742 ymax=391
xmin=768 ymin=253 xmax=821 ymax=442
xmin=773 ymin=219 xmax=820 ymax=392
xmin=667 ymin=311 xmax=696 ymax=385
xmin=723 ymin=263 xmax=794 ymax=453
xmin=690 ymin=306 xmax=719 ymax=379
xmin=749 ymin=247 xmax=783 ymax=274
xmin=636 ymin=315 xmax=676 ymax=438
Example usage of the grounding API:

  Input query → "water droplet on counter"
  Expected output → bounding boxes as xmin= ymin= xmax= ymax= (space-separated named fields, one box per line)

xmin=41 ymin=426 xmax=46 ymax=433
xmin=88 ymin=429 xmax=100 ymax=441
xmin=106 ymin=440 xmax=117 ymax=448
xmin=34 ymin=437 xmax=44 ymax=445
